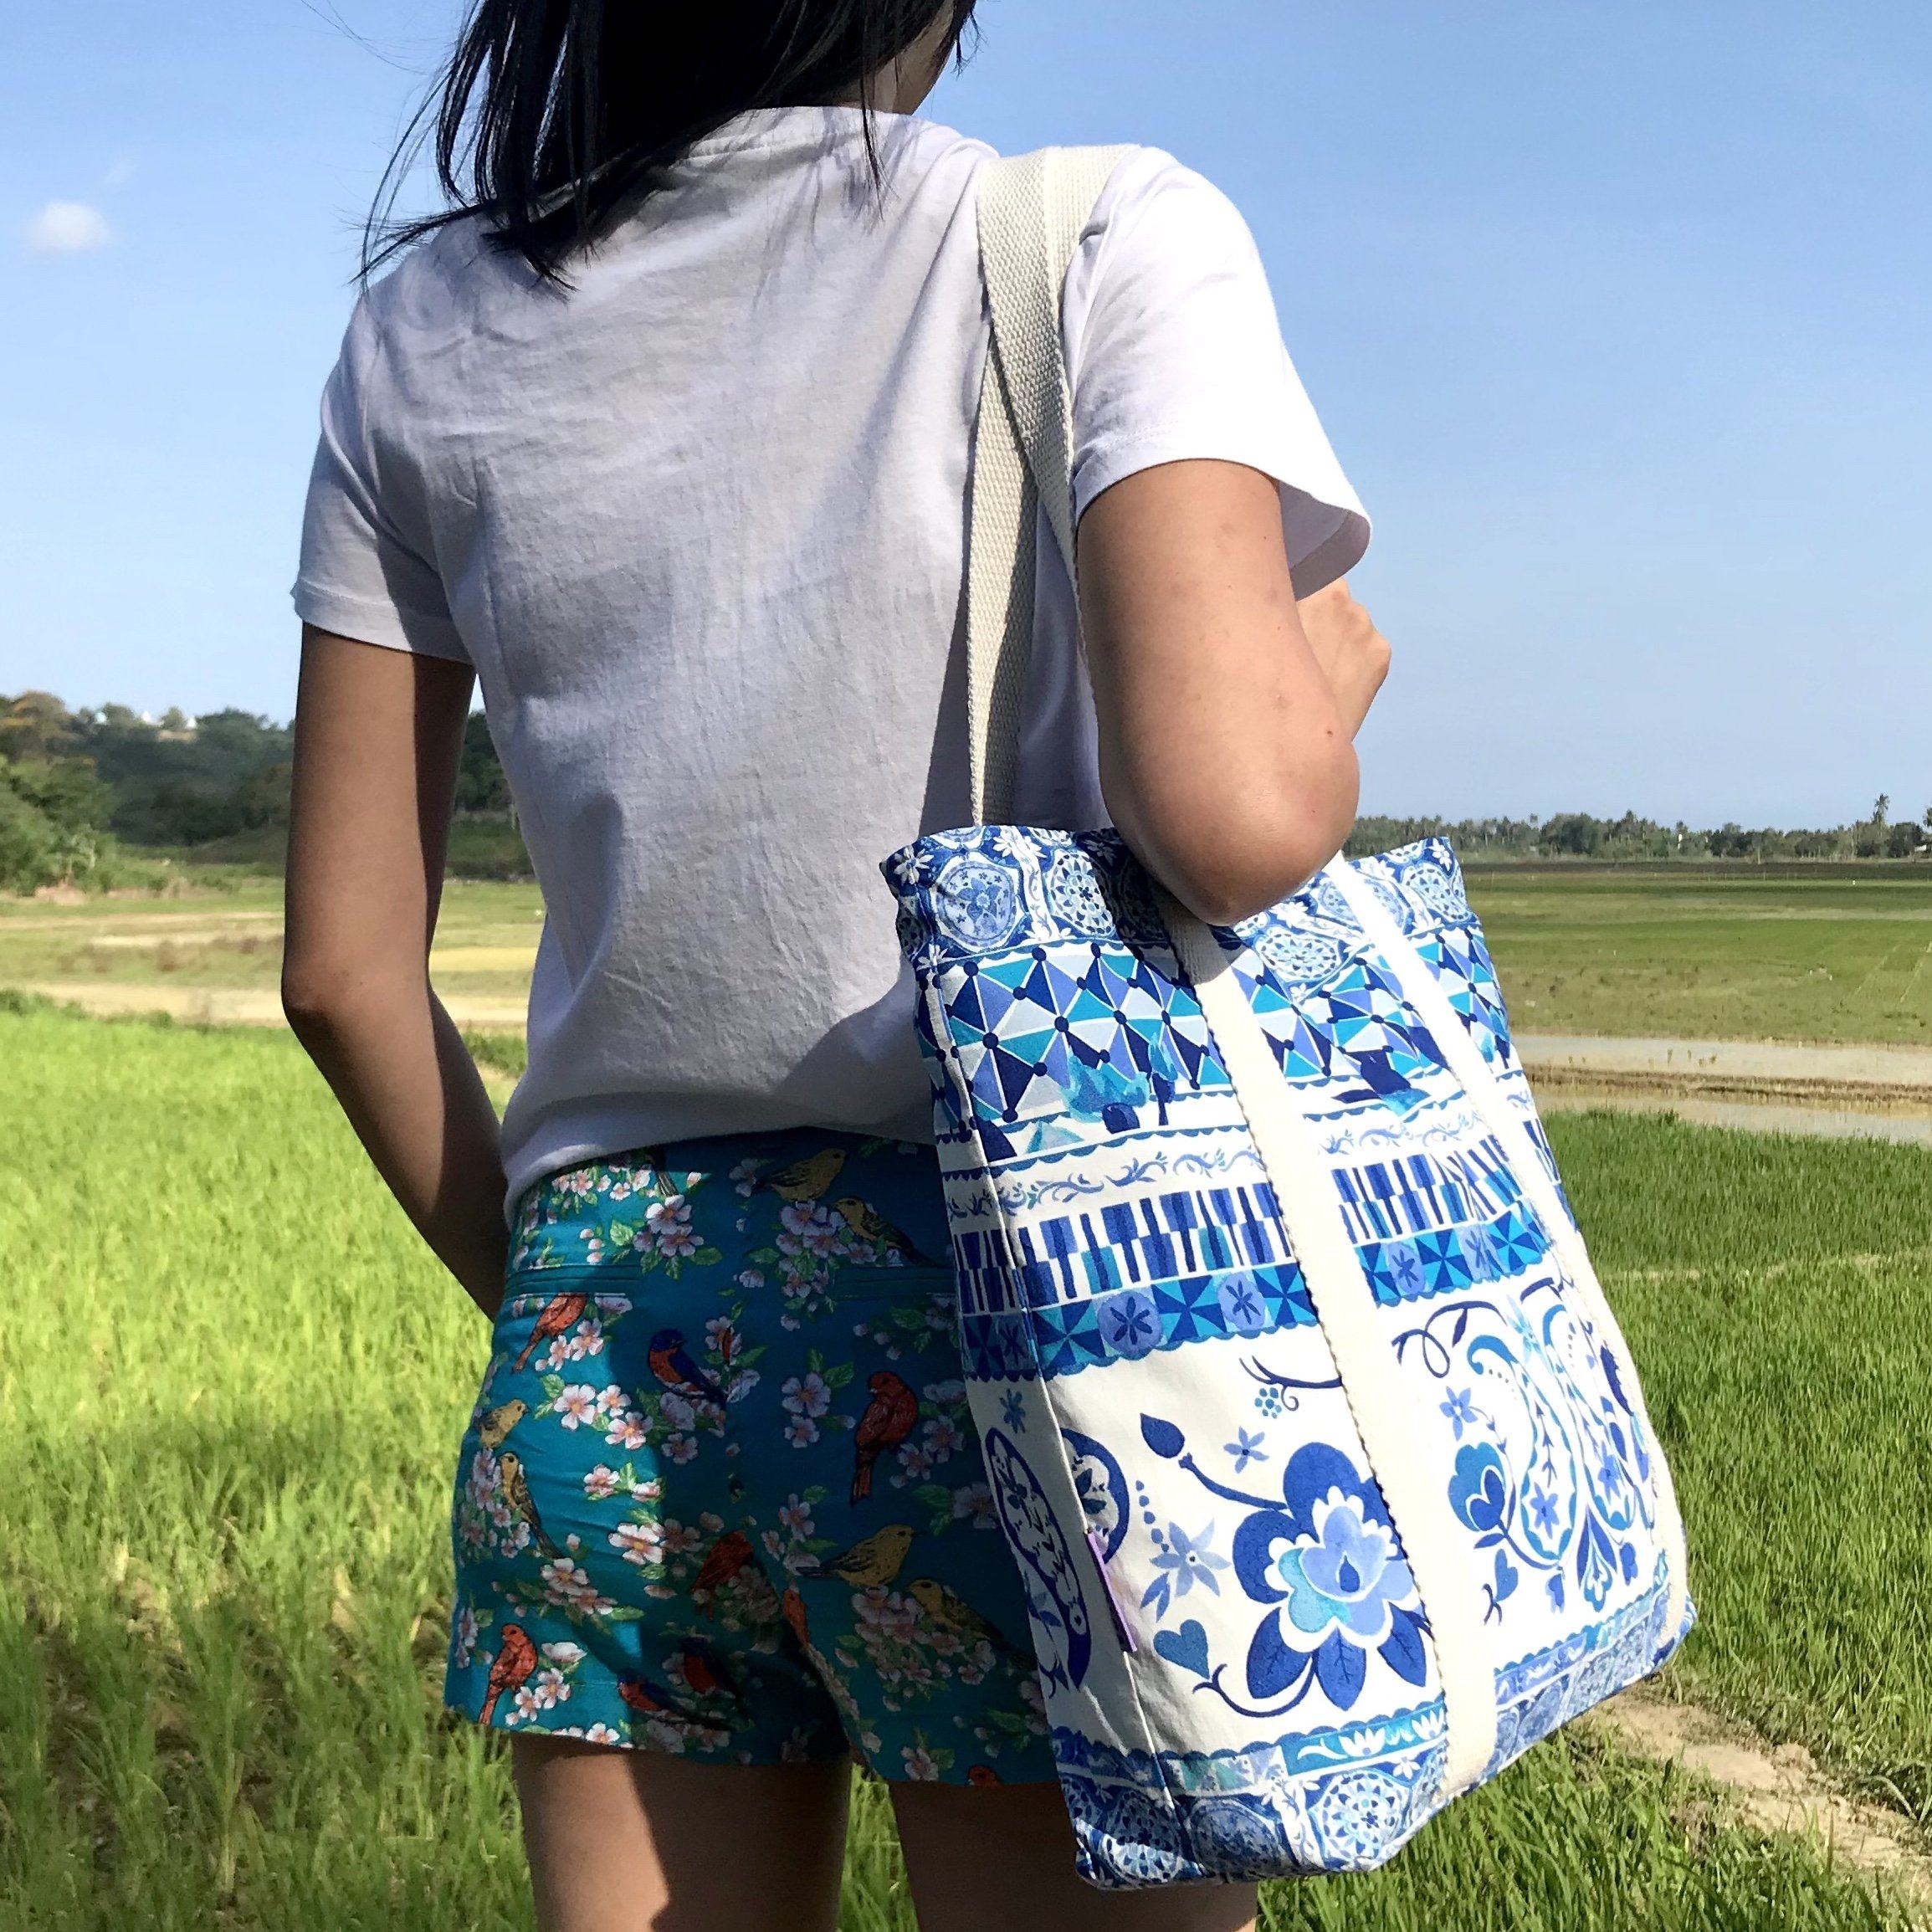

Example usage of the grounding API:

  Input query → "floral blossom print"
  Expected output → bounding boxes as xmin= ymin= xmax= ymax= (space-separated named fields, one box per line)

xmin=445 ymin=1129 xmax=1053 ymax=1784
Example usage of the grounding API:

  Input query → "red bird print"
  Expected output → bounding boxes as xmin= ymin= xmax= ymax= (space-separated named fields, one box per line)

xmin=850 ymin=1370 xmax=920 ymax=1504
xmin=512 ymin=1290 xmax=590 ymax=1372
xmin=618 ymin=1676 xmax=668 ymax=1715
xmin=647 ymin=1329 xmax=732 ymax=1412
xmin=479 ymin=1624 xmax=538 ymax=1724
xmin=673 ymin=1640 xmax=730 ymax=1699
xmin=617 ymin=1674 xmax=694 ymax=1731
xmin=694 ymin=1530 xmax=756 ymax=1602
xmin=781 ymin=1586 xmax=811 ymax=1653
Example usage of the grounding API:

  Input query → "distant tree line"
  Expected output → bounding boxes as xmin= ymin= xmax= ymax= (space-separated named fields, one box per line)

xmin=0 ymin=689 xmax=510 ymax=891
xmin=1347 ymin=799 xmax=1928 ymax=864
xmin=3 ymin=688 xmax=1926 ymax=893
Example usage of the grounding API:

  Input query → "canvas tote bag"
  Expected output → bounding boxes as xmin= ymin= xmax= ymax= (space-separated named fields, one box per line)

xmin=879 ymin=147 xmax=1694 ymax=1888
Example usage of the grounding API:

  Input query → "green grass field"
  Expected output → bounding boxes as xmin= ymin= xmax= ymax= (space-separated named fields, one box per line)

xmin=1467 ymin=869 xmax=1932 ymax=1046
xmin=3 ymin=1007 xmax=1928 ymax=1929
xmin=3 ymin=867 xmax=1929 ymax=1048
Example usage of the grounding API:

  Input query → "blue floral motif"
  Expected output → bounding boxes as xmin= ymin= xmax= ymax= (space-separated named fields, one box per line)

xmin=1220 ymin=1444 xmax=1432 ymax=1713
xmin=1278 ymin=1493 xmax=1416 ymax=1648
xmin=1216 ymin=1271 xmax=1268 ymax=1336
xmin=982 ymin=1429 xmax=1092 ymax=1689
xmin=1396 ymin=1285 xmax=1661 ymax=1626
xmin=1448 ymin=1442 xmax=1509 ymax=1539
xmin=1576 ymin=1514 xmax=1617 ymax=1611
xmin=1099 ymin=1289 xmax=1158 ymax=1359
xmin=932 ymin=853 xmax=1022 ymax=950
xmin=1043 ymin=850 xmax=1114 ymax=936
xmin=1142 ymin=1523 xmax=1230 ymax=1617
xmin=1063 ymin=1428 xmax=1130 ymax=1561
xmin=1225 ymin=1427 xmax=1269 ymax=1473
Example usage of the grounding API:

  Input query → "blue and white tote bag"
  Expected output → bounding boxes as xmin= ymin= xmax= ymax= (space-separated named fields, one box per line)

xmin=881 ymin=149 xmax=1693 ymax=1888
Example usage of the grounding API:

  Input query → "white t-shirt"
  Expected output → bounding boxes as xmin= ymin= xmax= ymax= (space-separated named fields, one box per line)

xmin=294 ymin=105 xmax=1369 ymax=1213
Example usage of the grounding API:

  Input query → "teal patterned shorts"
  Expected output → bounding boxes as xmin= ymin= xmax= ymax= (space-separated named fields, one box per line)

xmin=444 ymin=1129 xmax=1054 ymax=1785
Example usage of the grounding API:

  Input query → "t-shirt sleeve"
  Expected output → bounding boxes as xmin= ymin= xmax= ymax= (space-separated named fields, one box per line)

xmin=291 ymin=295 xmax=470 ymax=664
xmin=1063 ymin=149 xmax=1370 ymax=597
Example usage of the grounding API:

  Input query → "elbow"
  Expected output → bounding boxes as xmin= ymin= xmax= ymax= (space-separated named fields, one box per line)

xmin=1137 ymin=740 xmax=1360 ymax=929
xmin=281 ymin=960 xmax=351 ymax=1043
xmin=281 ymin=956 xmax=398 ymax=1046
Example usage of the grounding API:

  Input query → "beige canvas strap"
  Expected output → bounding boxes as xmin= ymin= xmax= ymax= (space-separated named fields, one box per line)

xmin=1160 ymin=892 xmax=1504 ymax=1798
xmin=966 ymin=146 xmax=1131 ymax=826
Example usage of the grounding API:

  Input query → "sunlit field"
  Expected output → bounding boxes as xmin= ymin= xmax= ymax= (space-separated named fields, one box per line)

xmin=1467 ymin=869 xmax=1932 ymax=1047
xmin=3 ymin=1005 xmax=1927 ymax=1929
xmin=4 ymin=866 xmax=1930 ymax=1049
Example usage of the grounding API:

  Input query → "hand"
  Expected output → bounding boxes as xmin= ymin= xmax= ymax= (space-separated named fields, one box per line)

xmin=1295 ymin=578 xmax=1390 ymax=739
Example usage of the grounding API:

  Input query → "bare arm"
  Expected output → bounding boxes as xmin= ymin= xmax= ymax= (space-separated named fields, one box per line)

xmin=1078 ymin=459 xmax=1386 ymax=925
xmin=282 ymin=627 xmax=509 ymax=1318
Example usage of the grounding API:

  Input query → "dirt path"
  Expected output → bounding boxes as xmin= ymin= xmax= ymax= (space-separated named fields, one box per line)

xmin=11 ymin=981 xmax=530 ymax=1030
xmin=1591 ymin=1692 xmax=1932 ymax=1911
xmin=1519 ymin=1033 xmax=1932 ymax=1100
xmin=15 ymin=991 xmax=1932 ymax=1150
xmin=1538 ymin=1087 xmax=1932 ymax=1148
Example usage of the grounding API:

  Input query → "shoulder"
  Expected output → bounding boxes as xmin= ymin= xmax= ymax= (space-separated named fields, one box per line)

xmin=1083 ymin=146 xmax=1261 ymax=274
xmin=351 ymin=216 xmax=500 ymax=355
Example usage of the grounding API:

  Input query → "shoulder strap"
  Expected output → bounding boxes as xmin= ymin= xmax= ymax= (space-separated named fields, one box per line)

xmin=966 ymin=146 xmax=1132 ymax=825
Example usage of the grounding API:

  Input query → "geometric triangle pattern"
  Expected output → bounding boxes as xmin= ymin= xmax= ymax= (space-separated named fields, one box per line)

xmin=1413 ymin=925 xmax=1514 ymax=1072
xmin=937 ymin=937 xmax=1230 ymax=1135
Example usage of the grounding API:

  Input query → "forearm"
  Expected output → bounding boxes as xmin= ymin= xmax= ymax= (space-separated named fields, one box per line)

xmin=285 ymin=972 xmax=509 ymax=1318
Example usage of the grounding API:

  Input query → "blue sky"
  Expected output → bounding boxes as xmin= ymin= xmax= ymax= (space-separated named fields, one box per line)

xmin=3 ymin=1 xmax=1927 ymax=824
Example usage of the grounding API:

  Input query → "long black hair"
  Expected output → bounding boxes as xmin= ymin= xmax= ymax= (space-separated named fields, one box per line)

xmin=365 ymin=0 xmax=978 ymax=284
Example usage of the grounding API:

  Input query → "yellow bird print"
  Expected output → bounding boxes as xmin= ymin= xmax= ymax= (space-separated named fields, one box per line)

xmin=759 ymin=1147 xmax=848 ymax=1204
xmin=806 ymin=1523 xmax=915 ymax=1589
xmin=476 ymin=1398 xmax=527 ymax=1450
xmin=833 ymin=1197 xmax=935 ymax=1266
xmin=495 ymin=1449 xmax=561 ymax=1558
xmin=908 ymin=1577 xmax=1024 ymax=1658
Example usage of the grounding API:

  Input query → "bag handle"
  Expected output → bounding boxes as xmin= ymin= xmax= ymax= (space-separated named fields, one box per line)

xmin=971 ymin=158 xmax=1519 ymax=1798
xmin=966 ymin=146 xmax=1131 ymax=826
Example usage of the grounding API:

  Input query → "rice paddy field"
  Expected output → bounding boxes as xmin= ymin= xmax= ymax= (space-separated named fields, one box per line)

xmin=3 ymin=864 xmax=1929 ymax=1045
xmin=1472 ymin=869 xmax=1932 ymax=1047
xmin=4 ymin=999 xmax=1931 ymax=1929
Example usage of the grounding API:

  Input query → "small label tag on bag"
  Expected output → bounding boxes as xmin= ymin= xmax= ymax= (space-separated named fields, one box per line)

xmin=1086 ymin=1531 xmax=1138 ymax=1653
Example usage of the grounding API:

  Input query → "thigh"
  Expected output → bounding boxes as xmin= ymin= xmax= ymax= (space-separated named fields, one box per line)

xmin=890 ymin=1781 xmax=1258 ymax=1932
xmin=513 ymin=1735 xmax=850 ymax=1932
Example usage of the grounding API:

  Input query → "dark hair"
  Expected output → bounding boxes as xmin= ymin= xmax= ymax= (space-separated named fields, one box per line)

xmin=365 ymin=0 xmax=978 ymax=284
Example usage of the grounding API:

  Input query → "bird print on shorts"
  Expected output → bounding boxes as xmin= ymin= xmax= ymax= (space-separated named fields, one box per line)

xmin=495 ymin=1449 xmax=561 ymax=1558
xmin=850 ymin=1370 xmax=919 ymax=1503
xmin=480 ymin=1624 xmax=537 ymax=1724
xmin=693 ymin=1530 xmax=757 ymax=1606
xmin=834 ymin=1196 xmax=935 ymax=1266
xmin=514 ymin=1290 xmax=590 ymax=1372
xmin=759 ymin=1148 xmax=848 ymax=1203
xmin=803 ymin=1523 xmax=915 ymax=1589
xmin=476 ymin=1397 xmax=527 ymax=1450
xmin=647 ymin=1329 xmax=732 ymax=1413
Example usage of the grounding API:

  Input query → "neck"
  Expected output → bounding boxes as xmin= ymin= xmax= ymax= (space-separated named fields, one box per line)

xmin=828 ymin=14 xmax=954 ymax=115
